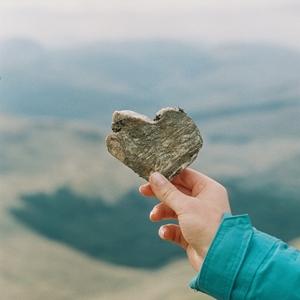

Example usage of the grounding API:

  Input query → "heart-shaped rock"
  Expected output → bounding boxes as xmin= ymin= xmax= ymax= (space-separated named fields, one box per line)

xmin=106 ymin=107 xmax=203 ymax=180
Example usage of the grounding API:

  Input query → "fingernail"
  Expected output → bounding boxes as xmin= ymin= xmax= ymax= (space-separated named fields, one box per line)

xmin=149 ymin=210 xmax=154 ymax=220
xmin=149 ymin=207 xmax=157 ymax=218
xmin=159 ymin=227 xmax=165 ymax=238
xmin=150 ymin=172 xmax=168 ymax=187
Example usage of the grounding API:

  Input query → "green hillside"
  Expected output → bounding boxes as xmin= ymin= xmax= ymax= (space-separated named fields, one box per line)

xmin=1 ymin=226 xmax=211 ymax=300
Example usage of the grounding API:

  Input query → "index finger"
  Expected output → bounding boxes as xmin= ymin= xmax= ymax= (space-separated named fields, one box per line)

xmin=172 ymin=168 xmax=210 ymax=192
xmin=139 ymin=182 xmax=192 ymax=197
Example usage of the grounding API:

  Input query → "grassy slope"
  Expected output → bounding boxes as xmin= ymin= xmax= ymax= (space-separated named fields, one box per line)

xmin=0 ymin=225 xmax=211 ymax=300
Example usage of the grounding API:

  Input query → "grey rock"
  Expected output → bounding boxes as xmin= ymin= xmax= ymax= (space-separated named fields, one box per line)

xmin=105 ymin=107 xmax=203 ymax=180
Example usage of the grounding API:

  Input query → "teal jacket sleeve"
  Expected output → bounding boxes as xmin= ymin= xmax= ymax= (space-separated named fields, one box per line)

xmin=189 ymin=214 xmax=300 ymax=300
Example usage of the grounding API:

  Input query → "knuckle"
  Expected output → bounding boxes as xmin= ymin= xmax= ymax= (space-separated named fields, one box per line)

xmin=162 ymin=187 xmax=178 ymax=202
xmin=219 ymin=184 xmax=228 ymax=196
xmin=213 ymin=181 xmax=227 ymax=194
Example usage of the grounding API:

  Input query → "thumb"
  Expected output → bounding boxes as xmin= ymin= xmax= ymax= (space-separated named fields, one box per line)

xmin=149 ymin=172 xmax=188 ymax=213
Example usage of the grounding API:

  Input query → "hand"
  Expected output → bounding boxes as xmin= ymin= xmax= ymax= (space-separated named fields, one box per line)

xmin=139 ymin=168 xmax=231 ymax=272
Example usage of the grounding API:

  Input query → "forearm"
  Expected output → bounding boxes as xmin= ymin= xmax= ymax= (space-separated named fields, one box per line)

xmin=190 ymin=214 xmax=300 ymax=300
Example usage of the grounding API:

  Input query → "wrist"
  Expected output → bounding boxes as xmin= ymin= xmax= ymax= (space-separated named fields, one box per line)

xmin=198 ymin=211 xmax=229 ymax=260
xmin=189 ymin=213 xmax=252 ymax=298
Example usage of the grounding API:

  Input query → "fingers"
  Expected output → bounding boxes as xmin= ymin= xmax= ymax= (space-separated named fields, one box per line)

xmin=159 ymin=224 xmax=188 ymax=250
xmin=139 ymin=182 xmax=192 ymax=197
xmin=149 ymin=202 xmax=177 ymax=221
xmin=140 ymin=168 xmax=210 ymax=197
xmin=172 ymin=168 xmax=211 ymax=195
xmin=139 ymin=184 xmax=154 ymax=197
xmin=149 ymin=172 xmax=190 ymax=213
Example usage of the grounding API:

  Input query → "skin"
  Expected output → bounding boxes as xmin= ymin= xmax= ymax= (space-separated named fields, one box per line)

xmin=139 ymin=168 xmax=231 ymax=272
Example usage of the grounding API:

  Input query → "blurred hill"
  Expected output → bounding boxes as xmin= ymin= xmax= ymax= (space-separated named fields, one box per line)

xmin=1 ymin=40 xmax=300 ymax=299
xmin=1 ymin=39 xmax=300 ymax=125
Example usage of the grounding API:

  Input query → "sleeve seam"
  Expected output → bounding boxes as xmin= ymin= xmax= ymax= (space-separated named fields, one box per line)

xmin=226 ymin=229 xmax=253 ymax=300
xmin=243 ymin=240 xmax=278 ymax=300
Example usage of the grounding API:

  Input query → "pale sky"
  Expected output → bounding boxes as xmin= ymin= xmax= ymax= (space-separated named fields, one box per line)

xmin=1 ymin=0 xmax=300 ymax=49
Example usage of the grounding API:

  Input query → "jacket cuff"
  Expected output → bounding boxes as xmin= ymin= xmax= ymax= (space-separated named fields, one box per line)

xmin=190 ymin=213 xmax=266 ymax=299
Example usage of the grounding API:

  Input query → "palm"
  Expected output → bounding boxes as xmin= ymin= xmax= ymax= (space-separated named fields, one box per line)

xmin=139 ymin=168 xmax=230 ymax=273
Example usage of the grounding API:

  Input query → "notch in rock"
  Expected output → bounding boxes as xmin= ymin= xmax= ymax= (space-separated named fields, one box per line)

xmin=112 ymin=119 xmax=125 ymax=133
xmin=178 ymin=107 xmax=185 ymax=113
xmin=153 ymin=114 xmax=161 ymax=121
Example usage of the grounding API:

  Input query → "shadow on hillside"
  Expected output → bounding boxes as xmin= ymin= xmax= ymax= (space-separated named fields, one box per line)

xmin=9 ymin=182 xmax=300 ymax=269
xmin=9 ymin=187 xmax=183 ymax=269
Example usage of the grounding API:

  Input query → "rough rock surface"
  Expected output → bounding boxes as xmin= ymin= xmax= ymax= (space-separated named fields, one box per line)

xmin=106 ymin=107 xmax=203 ymax=180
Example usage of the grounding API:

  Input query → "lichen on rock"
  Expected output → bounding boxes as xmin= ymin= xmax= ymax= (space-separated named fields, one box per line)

xmin=106 ymin=107 xmax=203 ymax=180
